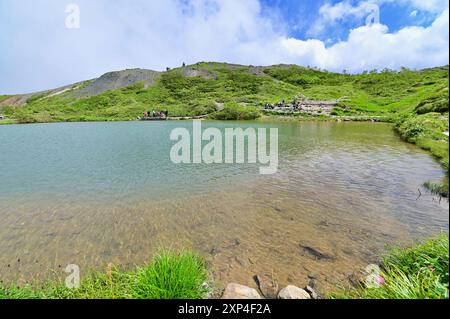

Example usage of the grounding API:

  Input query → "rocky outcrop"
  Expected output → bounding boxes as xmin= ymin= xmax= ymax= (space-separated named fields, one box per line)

xmin=73 ymin=69 xmax=161 ymax=97
xmin=0 ymin=69 xmax=161 ymax=107
xmin=181 ymin=67 xmax=217 ymax=80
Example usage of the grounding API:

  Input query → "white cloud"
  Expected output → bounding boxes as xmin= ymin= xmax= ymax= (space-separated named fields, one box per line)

xmin=319 ymin=1 xmax=378 ymax=23
xmin=310 ymin=1 xmax=381 ymax=36
xmin=0 ymin=0 xmax=283 ymax=93
xmin=319 ymin=0 xmax=449 ymax=19
xmin=281 ymin=9 xmax=449 ymax=72
xmin=281 ymin=10 xmax=449 ymax=72
xmin=0 ymin=0 xmax=448 ymax=93
xmin=402 ymin=0 xmax=449 ymax=13
xmin=312 ymin=0 xmax=449 ymax=36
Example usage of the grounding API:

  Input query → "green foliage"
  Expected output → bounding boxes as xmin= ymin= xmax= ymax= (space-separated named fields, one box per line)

xmin=395 ymin=112 xmax=449 ymax=163
xmin=424 ymin=181 xmax=449 ymax=198
xmin=211 ymin=103 xmax=261 ymax=120
xmin=3 ymin=64 xmax=300 ymax=122
xmin=4 ymin=63 xmax=448 ymax=123
xmin=415 ymin=88 xmax=449 ymax=114
xmin=395 ymin=113 xmax=448 ymax=141
xmin=264 ymin=65 xmax=346 ymax=88
xmin=331 ymin=234 xmax=449 ymax=299
xmin=132 ymin=250 xmax=208 ymax=299
xmin=330 ymin=106 xmax=357 ymax=116
xmin=0 ymin=95 xmax=10 ymax=103
xmin=393 ymin=112 xmax=449 ymax=196
xmin=26 ymin=92 xmax=48 ymax=104
xmin=0 ymin=250 xmax=209 ymax=299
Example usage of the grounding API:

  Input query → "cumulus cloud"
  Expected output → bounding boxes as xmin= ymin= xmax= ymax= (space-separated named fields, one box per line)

xmin=309 ymin=1 xmax=380 ymax=36
xmin=318 ymin=1 xmax=378 ymax=23
xmin=311 ymin=0 xmax=449 ymax=36
xmin=0 ymin=0 xmax=448 ymax=93
xmin=0 ymin=0 xmax=281 ymax=93
xmin=283 ymin=8 xmax=449 ymax=72
xmin=401 ymin=0 xmax=449 ymax=13
xmin=318 ymin=0 xmax=448 ymax=19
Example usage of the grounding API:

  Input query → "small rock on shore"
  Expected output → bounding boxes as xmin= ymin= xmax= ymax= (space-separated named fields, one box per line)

xmin=222 ymin=283 xmax=262 ymax=299
xmin=278 ymin=285 xmax=311 ymax=299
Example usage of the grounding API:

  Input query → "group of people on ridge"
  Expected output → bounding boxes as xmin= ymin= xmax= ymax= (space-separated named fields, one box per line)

xmin=143 ymin=110 xmax=169 ymax=119
xmin=264 ymin=99 xmax=304 ymax=110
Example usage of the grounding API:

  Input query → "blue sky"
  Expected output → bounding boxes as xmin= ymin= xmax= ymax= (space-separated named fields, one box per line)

xmin=260 ymin=0 xmax=443 ymax=41
xmin=0 ymin=0 xmax=448 ymax=94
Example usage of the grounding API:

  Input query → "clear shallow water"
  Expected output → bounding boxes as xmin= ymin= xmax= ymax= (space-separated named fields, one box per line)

xmin=0 ymin=121 xmax=448 ymax=291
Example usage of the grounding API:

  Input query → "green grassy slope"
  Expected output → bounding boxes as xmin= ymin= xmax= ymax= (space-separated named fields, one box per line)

xmin=0 ymin=63 xmax=300 ymax=123
xmin=0 ymin=95 xmax=10 ymax=104
xmin=264 ymin=65 xmax=449 ymax=115
xmin=1 ymin=63 xmax=448 ymax=122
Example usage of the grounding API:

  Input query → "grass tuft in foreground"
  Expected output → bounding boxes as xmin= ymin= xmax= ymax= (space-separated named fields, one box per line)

xmin=331 ymin=234 xmax=449 ymax=299
xmin=132 ymin=250 xmax=209 ymax=299
xmin=0 ymin=250 xmax=209 ymax=299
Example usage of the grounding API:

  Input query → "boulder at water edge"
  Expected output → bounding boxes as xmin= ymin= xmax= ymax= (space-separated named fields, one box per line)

xmin=222 ymin=283 xmax=262 ymax=299
xmin=277 ymin=285 xmax=311 ymax=299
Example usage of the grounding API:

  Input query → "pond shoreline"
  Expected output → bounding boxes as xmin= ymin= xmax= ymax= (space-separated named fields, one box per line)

xmin=0 ymin=119 xmax=448 ymax=298
xmin=1 ymin=235 xmax=448 ymax=299
xmin=0 ymin=114 xmax=390 ymax=126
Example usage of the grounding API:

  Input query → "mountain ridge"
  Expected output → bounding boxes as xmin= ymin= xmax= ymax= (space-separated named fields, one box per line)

xmin=0 ymin=62 xmax=448 ymax=121
xmin=1 ymin=62 xmax=448 ymax=107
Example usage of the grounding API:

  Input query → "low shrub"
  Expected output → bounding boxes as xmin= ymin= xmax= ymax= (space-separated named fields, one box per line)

xmin=330 ymin=235 xmax=449 ymax=299
xmin=211 ymin=103 xmax=261 ymax=120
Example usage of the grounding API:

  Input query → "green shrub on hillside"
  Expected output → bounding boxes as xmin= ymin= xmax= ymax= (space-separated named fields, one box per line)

xmin=395 ymin=112 xmax=449 ymax=193
xmin=263 ymin=65 xmax=346 ymax=88
xmin=395 ymin=113 xmax=448 ymax=142
xmin=211 ymin=103 xmax=261 ymax=120
xmin=415 ymin=89 xmax=449 ymax=114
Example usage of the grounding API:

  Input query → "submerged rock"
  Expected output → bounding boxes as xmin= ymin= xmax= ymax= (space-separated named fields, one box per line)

xmin=299 ymin=243 xmax=335 ymax=262
xmin=305 ymin=285 xmax=320 ymax=299
xmin=278 ymin=285 xmax=311 ymax=299
xmin=209 ymin=247 xmax=220 ymax=256
xmin=253 ymin=273 xmax=279 ymax=299
xmin=222 ymin=283 xmax=262 ymax=299
xmin=235 ymin=256 xmax=251 ymax=268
